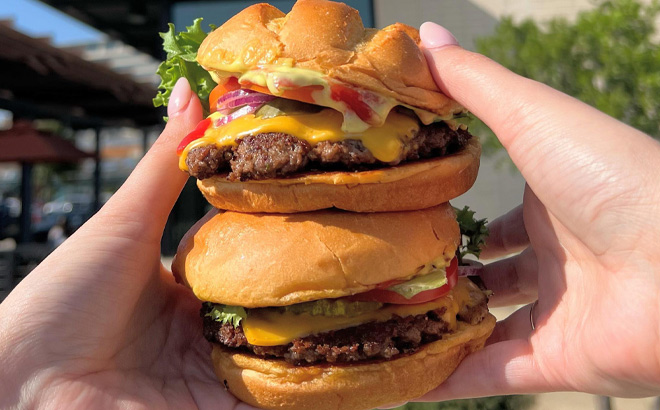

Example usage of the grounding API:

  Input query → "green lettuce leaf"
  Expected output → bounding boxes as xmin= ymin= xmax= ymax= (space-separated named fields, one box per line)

xmin=454 ymin=206 xmax=489 ymax=261
xmin=387 ymin=268 xmax=448 ymax=299
xmin=204 ymin=303 xmax=247 ymax=328
xmin=153 ymin=18 xmax=217 ymax=117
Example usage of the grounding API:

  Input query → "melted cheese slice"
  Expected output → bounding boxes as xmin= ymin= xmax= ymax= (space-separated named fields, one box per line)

xmin=179 ymin=109 xmax=419 ymax=171
xmin=242 ymin=278 xmax=479 ymax=347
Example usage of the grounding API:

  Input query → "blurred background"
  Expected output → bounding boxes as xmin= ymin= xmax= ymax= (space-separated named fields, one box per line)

xmin=0 ymin=0 xmax=658 ymax=409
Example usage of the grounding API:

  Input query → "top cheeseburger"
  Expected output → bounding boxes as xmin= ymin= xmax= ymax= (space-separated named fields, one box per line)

xmin=176 ymin=0 xmax=480 ymax=213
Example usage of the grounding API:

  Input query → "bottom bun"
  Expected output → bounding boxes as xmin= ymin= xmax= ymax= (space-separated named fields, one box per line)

xmin=198 ymin=139 xmax=481 ymax=213
xmin=211 ymin=313 xmax=496 ymax=410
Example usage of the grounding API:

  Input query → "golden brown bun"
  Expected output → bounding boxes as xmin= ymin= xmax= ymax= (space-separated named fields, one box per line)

xmin=172 ymin=203 xmax=459 ymax=307
xmin=198 ymin=138 xmax=480 ymax=213
xmin=197 ymin=0 xmax=464 ymax=117
xmin=211 ymin=313 xmax=495 ymax=410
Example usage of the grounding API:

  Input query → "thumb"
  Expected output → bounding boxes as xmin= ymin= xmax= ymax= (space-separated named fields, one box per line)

xmin=95 ymin=78 xmax=203 ymax=242
xmin=419 ymin=22 xmax=651 ymax=162
xmin=419 ymin=21 xmax=580 ymax=149
xmin=419 ymin=22 xmax=660 ymax=253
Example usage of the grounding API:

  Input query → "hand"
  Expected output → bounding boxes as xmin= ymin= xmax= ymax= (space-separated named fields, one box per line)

xmin=417 ymin=22 xmax=660 ymax=400
xmin=0 ymin=79 xmax=258 ymax=410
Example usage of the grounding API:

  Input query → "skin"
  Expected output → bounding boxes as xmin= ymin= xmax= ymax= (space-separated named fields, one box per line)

xmin=415 ymin=23 xmax=660 ymax=402
xmin=0 ymin=79 xmax=257 ymax=410
xmin=1 ymin=26 xmax=660 ymax=409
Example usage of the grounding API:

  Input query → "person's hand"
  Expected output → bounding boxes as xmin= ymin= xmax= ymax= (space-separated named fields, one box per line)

xmin=0 ymin=79 xmax=258 ymax=410
xmin=413 ymin=22 xmax=660 ymax=401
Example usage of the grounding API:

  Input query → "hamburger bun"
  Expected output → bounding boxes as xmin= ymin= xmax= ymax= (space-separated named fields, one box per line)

xmin=197 ymin=138 xmax=480 ymax=213
xmin=211 ymin=314 xmax=496 ymax=410
xmin=185 ymin=0 xmax=479 ymax=213
xmin=197 ymin=0 xmax=464 ymax=118
xmin=172 ymin=202 xmax=460 ymax=307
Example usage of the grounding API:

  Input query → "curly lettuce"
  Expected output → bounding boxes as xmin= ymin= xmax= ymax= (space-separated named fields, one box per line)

xmin=204 ymin=303 xmax=247 ymax=328
xmin=153 ymin=18 xmax=217 ymax=117
xmin=454 ymin=206 xmax=489 ymax=261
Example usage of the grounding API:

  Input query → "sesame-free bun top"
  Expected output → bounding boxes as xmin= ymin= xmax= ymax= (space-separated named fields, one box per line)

xmin=197 ymin=0 xmax=464 ymax=118
xmin=172 ymin=203 xmax=459 ymax=307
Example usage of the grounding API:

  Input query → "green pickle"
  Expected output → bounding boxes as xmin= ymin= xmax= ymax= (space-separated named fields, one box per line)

xmin=278 ymin=299 xmax=383 ymax=317
xmin=255 ymin=98 xmax=322 ymax=119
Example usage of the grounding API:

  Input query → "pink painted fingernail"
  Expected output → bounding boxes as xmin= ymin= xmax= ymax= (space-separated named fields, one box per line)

xmin=168 ymin=78 xmax=192 ymax=118
xmin=420 ymin=22 xmax=459 ymax=49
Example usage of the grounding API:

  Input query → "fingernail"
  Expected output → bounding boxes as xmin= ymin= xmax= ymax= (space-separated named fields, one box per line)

xmin=168 ymin=78 xmax=192 ymax=118
xmin=420 ymin=22 xmax=459 ymax=49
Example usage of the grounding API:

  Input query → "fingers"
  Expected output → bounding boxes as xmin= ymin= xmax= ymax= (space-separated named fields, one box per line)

xmin=416 ymin=339 xmax=550 ymax=401
xmin=419 ymin=22 xmax=560 ymax=147
xmin=480 ymin=204 xmax=529 ymax=260
xmin=481 ymin=247 xmax=538 ymax=307
xmin=487 ymin=302 xmax=537 ymax=345
xmin=419 ymin=22 xmax=629 ymax=151
xmin=420 ymin=22 xmax=660 ymax=253
xmin=94 ymin=78 xmax=203 ymax=242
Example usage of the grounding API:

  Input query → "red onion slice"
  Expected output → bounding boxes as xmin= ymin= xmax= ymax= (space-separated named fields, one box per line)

xmin=218 ymin=94 xmax=276 ymax=114
xmin=217 ymin=89 xmax=257 ymax=104
xmin=215 ymin=103 xmax=263 ymax=127
xmin=216 ymin=89 xmax=275 ymax=112
xmin=457 ymin=259 xmax=484 ymax=277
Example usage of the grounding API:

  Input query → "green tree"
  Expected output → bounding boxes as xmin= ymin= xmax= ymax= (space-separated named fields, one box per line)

xmin=473 ymin=0 xmax=660 ymax=155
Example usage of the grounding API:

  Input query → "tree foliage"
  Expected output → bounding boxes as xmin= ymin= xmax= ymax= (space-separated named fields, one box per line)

xmin=473 ymin=0 xmax=660 ymax=154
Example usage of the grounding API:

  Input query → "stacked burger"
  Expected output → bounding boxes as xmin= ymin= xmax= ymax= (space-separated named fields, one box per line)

xmin=169 ymin=1 xmax=495 ymax=409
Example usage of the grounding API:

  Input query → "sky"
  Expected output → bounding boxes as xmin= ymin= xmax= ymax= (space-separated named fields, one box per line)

xmin=0 ymin=0 xmax=103 ymax=45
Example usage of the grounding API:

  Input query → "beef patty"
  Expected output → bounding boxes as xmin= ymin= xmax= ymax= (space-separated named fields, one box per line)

xmin=186 ymin=121 xmax=471 ymax=181
xmin=202 ymin=299 xmax=489 ymax=366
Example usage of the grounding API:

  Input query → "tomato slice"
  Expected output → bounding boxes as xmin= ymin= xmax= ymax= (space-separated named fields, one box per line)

xmin=209 ymin=77 xmax=241 ymax=112
xmin=176 ymin=118 xmax=212 ymax=155
xmin=330 ymin=84 xmax=374 ymax=123
xmin=280 ymin=85 xmax=323 ymax=104
xmin=374 ymin=278 xmax=406 ymax=290
xmin=349 ymin=257 xmax=459 ymax=305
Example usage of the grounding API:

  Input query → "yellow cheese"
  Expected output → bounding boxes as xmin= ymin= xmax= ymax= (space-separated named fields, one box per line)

xmin=179 ymin=109 xmax=419 ymax=171
xmin=242 ymin=278 xmax=477 ymax=347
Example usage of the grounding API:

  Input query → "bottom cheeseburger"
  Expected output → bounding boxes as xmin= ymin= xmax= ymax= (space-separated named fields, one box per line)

xmin=172 ymin=203 xmax=495 ymax=410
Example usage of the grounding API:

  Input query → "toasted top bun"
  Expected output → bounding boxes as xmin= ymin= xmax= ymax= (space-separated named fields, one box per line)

xmin=197 ymin=0 xmax=464 ymax=117
xmin=211 ymin=314 xmax=495 ymax=410
xmin=172 ymin=203 xmax=459 ymax=307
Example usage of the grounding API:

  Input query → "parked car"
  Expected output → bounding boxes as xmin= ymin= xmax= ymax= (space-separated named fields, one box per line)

xmin=40 ymin=194 xmax=95 ymax=236
xmin=0 ymin=197 xmax=43 ymax=241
